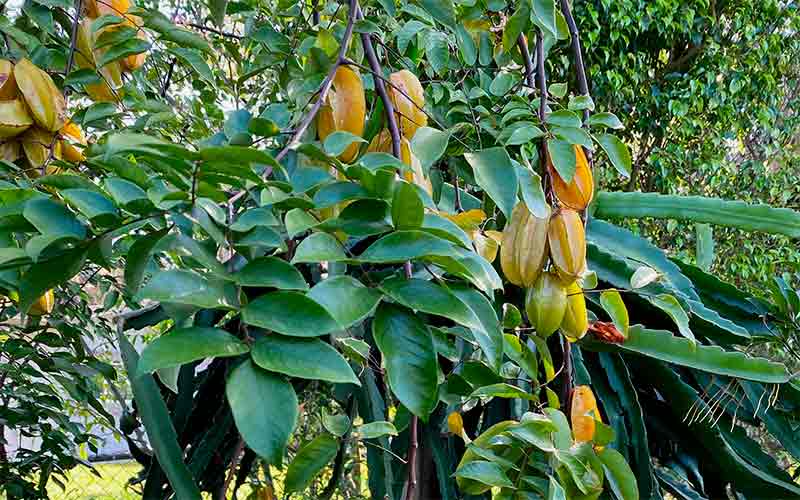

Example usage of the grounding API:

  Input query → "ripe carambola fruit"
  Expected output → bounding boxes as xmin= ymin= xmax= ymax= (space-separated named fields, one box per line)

xmin=77 ymin=19 xmax=124 ymax=103
xmin=121 ymin=16 xmax=148 ymax=72
xmin=28 ymin=289 xmax=55 ymax=316
xmin=60 ymin=120 xmax=87 ymax=163
xmin=389 ymin=69 xmax=427 ymax=139
xmin=500 ymin=202 xmax=550 ymax=287
xmin=317 ymin=66 xmax=366 ymax=163
xmin=21 ymin=127 xmax=60 ymax=169
xmin=561 ymin=281 xmax=589 ymax=340
xmin=0 ymin=99 xmax=33 ymax=138
xmin=0 ymin=59 xmax=19 ymax=99
xmin=550 ymin=145 xmax=593 ymax=210
xmin=571 ymin=385 xmax=603 ymax=443
xmin=548 ymin=208 xmax=586 ymax=283
xmin=367 ymin=129 xmax=432 ymax=195
xmin=447 ymin=411 xmax=464 ymax=435
xmin=525 ymin=272 xmax=567 ymax=338
xmin=14 ymin=59 xmax=66 ymax=132
xmin=83 ymin=0 xmax=131 ymax=18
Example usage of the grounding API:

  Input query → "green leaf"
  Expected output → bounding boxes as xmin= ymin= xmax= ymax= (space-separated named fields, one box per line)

xmin=125 ymin=228 xmax=170 ymax=292
xmin=587 ymin=112 xmax=624 ymax=129
xmin=547 ymin=139 xmax=577 ymax=183
xmin=547 ymin=475 xmax=567 ymax=500
xmin=359 ymin=230 xmax=456 ymax=263
xmin=323 ymin=131 xmax=366 ymax=157
xmin=199 ymin=145 xmax=276 ymax=166
xmin=532 ymin=0 xmax=557 ymax=35
xmin=137 ymin=327 xmax=249 ymax=375
xmin=241 ymin=291 xmax=340 ymax=337
xmin=141 ymin=10 xmax=211 ymax=51
xmin=410 ymin=127 xmax=450 ymax=169
xmin=516 ymin=166 xmax=549 ymax=218
xmin=547 ymin=110 xmax=582 ymax=128
xmin=118 ymin=332 xmax=201 ymax=499
xmin=97 ymin=38 xmax=150 ymax=67
xmin=61 ymin=189 xmax=119 ymax=226
xmin=23 ymin=198 xmax=85 ymax=239
xmin=600 ymin=290 xmax=629 ymax=337
xmin=568 ymin=95 xmax=595 ymax=112
xmin=419 ymin=0 xmax=456 ymax=27
xmin=455 ymin=23 xmax=477 ymax=65
xmin=285 ymin=209 xmax=319 ymax=238
xmin=392 ymin=181 xmax=424 ymax=230
xmin=357 ymin=421 xmax=398 ymax=439
xmin=464 ymin=147 xmax=518 ymax=219
xmin=618 ymin=325 xmax=789 ymax=383
xmin=252 ymin=335 xmax=359 ymax=385
xmin=379 ymin=277 xmax=484 ymax=332
xmin=502 ymin=1 xmax=530 ymax=52
xmin=226 ymin=360 xmax=297 ymax=465
xmin=18 ymin=246 xmax=86 ymax=313
xmin=598 ymin=448 xmax=639 ymax=500
xmin=209 ymin=0 xmax=228 ymax=27
xmin=234 ymin=257 xmax=308 ymax=290
xmin=503 ymin=333 xmax=537 ymax=379
xmin=425 ymin=31 xmax=450 ymax=76
xmin=313 ymin=181 xmax=369 ymax=208
xmin=308 ymin=275 xmax=383 ymax=328
xmin=104 ymin=177 xmax=152 ymax=213
xmin=489 ymin=71 xmax=515 ymax=96
xmin=137 ymin=270 xmax=238 ymax=309
xmin=291 ymin=232 xmax=348 ymax=263
xmin=648 ymin=294 xmax=694 ymax=342
xmin=285 ymin=434 xmax=339 ymax=494
xmin=372 ymin=303 xmax=438 ymax=418
xmin=169 ymin=48 xmax=214 ymax=86
xmin=595 ymin=134 xmax=631 ymax=178
xmin=595 ymin=192 xmax=800 ymax=238
xmin=469 ymin=383 xmax=536 ymax=400
xmin=451 ymin=284 xmax=504 ymax=372
xmin=322 ymin=412 xmax=351 ymax=436
xmin=455 ymin=461 xmax=514 ymax=488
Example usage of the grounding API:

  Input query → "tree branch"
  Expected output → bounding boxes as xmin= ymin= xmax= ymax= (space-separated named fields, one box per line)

xmin=356 ymin=6 xmax=401 ymax=159
xmin=275 ymin=0 xmax=359 ymax=162
xmin=560 ymin=0 xmax=590 ymax=123
xmin=517 ymin=34 xmax=536 ymax=90
xmin=535 ymin=33 xmax=547 ymax=123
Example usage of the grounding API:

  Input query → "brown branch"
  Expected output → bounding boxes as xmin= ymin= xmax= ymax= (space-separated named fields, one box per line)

xmin=183 ymin=22 xmax=243 ymax=39
xmin=517 ymin=34 xmax=536 ymax=90
xmin=218 ymin=437 xmax=245 ymax=500
xmin=559 ymin=0 xmax=590 ymax=124
xmin=535 ymin=33 xmax=547 ymax=123
xmin=356 ymin=5 xmax=401 ymax=159
xmin=275 ymin=0 xmax=359 ymax=162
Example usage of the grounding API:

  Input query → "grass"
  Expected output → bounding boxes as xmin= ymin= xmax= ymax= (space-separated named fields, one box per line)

xmin=47 ymin=461 xmax=142 ymax=500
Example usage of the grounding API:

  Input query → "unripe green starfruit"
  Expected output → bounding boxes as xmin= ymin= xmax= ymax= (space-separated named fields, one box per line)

xmin=14 ymin=59 xmax=66 ymax=132
xmin=500 ymin=202 xmax=550 ymax=287
xmin=561 ymin=281 xmax=589 ymax=340
xmin=548 ymin=208 xmax=586 ymax=283
xmin=525 ymin=271 xmax=567 ymax=338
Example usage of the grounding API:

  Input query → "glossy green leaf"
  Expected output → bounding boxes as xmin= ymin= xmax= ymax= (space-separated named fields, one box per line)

xmin=455 ymin=460 xmax=514 ymax=488
xmin=18 ymin=246 xmax=86 ymax=314
xmin=599 ymin=448 xmax=639 ymax=500
xmin=137 ymin=327 xmax=249 ymax=375
xmin=648 ymin=294 xmax=694 ymax=342
xmin=547 ymin=139 xmax=577 ymax=183
xmin=469 ymin=383 xmax=536 ymax=400
xmin=252 ymin=335 xmax=359 ymax=385
xmin=241 ymin=291 xmax=340 ymax=336
xmin=308 ymin=275 xmax=382 ymax=328
xmin=379 ymin=277 xmax=484 ymax=331
xmin=226 ymin=360 xmax=297 ymax=465
xmin=464 ymin=147 xmax=518 ymax=219
xmin=285 ymin=434 xmax=339 ymax=494
xmin=357 ymin=421 xmax=398 ymax=439
xmin=137 ymin=270 xmax=238 ymax=309
xmin=411 ymin=127 xmax=450 ymax=169
xmin=291 ymin=232 xmax=348 ymax=263
xmin=323 ymin=131 xmax=366 ymax=157
xmin=600 ymin=290 xmax=629 ymax=336
xmin=359 ymin=230 xmax=455 ymax=263
xmin=372 ymin=303 xmax=437 ymax=418
xmin=234 ymin=256 xmax=308 ymax=290
xmin=23 ymin=198 xmax=85 ymax=239
xmin=596 ymin=134 xmax=631 ymax=178
xmin=392 ymin=181 xmax=424 ymax=230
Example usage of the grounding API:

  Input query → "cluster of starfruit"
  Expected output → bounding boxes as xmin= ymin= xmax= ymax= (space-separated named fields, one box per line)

xmin=0 ymin=58 xmax=85 ymax=173
xmin=78 ymin=0 xmax=147 ymax=102
xmin=316 ymin=66 xmax=432 ymax=194
xmin=501 ymin=145 xmax=593 ymax=340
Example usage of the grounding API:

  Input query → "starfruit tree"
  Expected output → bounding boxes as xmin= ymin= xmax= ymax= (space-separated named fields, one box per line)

xmin=1 ymin=0 xmax=800 ymax=499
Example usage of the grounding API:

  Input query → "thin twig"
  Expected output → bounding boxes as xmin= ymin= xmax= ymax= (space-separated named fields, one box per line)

xmin=275 ymin=0 xmax=359 ymax=162
xmin=183 ymin=22 xmax=243 ymax=39
xmin=535 ymin=33 xmax=547 ymax=123
xmin=517 ymin=34 xmax=536 ymax=90
xmin=219 ymin=437 xmax=245 ymax=500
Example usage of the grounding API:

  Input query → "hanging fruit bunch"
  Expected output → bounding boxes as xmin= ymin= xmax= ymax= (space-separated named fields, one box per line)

xmin=78 ymin=0 xmax=148 ymax=102
xmin=501 ymin=144 xmax=592 ymax=341
xmin=0 ymin=58 xmax=88 ymax=174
